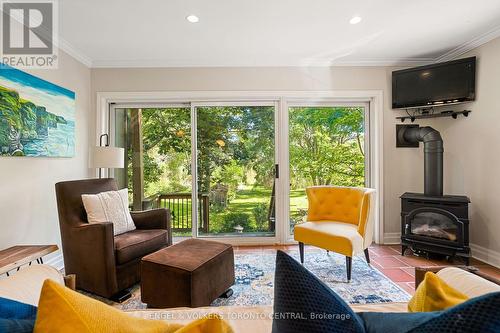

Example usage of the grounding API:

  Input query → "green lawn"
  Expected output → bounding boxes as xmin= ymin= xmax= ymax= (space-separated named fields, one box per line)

xmin=168 ymin=185 xmax=309 ymax=236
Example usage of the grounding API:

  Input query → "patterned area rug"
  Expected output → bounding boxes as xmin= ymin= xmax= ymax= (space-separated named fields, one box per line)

xmin=86 ymin=251 xmax=410 ymax=310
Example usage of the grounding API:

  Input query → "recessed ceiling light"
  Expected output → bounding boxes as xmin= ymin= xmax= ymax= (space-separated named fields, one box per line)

xmin=349 ymin=16 xmax=362 ymax=25
xmin=186 ymin=15 xmax=199 ymax=23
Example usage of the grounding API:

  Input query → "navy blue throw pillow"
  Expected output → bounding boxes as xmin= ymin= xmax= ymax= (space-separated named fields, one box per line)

xmin=358 ymin=312 xmax=442 ymax=333
xmin=272 ymin=250 xmax=365 ymax=333
xmin=0 ymin=297 xmax=37 ymax=333
xmin=359 ymin=292 xmax=500 ymax=333
xmin=408 ymin=292 xmax=500 ymax=333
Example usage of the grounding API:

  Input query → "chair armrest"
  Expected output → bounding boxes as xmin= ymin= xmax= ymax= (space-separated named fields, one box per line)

xmin=131 ymin=209 xmax=172 ymax=244
xmin=358 ymin=189 xmax=376 ymax=248
xmin=64 ymin=222 xmax=118 ymax=297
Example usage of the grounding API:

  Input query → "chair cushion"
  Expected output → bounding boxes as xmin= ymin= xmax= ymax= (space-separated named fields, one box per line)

xmin=115 ymin=229 xmax=167 ymax=265
xmin=294 ymin=221 xmax=363 ymax=256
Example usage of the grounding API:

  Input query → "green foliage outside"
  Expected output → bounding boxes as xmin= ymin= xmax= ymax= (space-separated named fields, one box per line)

xmin=252 ymin=203 xmax=268 ymax=231
xmin=121 ymin=106 xmax=365 ymax=235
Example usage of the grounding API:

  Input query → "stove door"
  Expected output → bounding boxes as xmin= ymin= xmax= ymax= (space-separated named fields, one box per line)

xmin=404 ymin=207 xmax=463 ymax=244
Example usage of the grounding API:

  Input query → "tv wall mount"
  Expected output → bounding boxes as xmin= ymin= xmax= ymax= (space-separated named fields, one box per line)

xmin=396 ymin=108 xmax=471 ymax=123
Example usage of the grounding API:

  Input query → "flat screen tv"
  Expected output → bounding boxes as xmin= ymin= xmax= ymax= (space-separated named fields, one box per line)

xmin=392 ymin=57 xmax=476 ymax=109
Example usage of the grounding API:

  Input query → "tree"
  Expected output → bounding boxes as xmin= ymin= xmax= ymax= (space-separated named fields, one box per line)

xmin=289 ymin=107 xmax=365 ymax=188
xmin=127 ymin=106 xmax=275 ymax=195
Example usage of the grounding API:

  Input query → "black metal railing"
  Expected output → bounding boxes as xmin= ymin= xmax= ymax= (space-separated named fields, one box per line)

xmin=155 ymin=193 xmax=209 ymax=233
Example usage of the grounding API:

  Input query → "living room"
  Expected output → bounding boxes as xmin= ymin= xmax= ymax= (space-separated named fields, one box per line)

xmin=0 ymin=1 xmax=499 ymax=332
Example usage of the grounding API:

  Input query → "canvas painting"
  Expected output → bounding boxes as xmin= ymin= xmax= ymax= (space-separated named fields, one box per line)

xmin=0 ymin=64 xmax=75 ymax=157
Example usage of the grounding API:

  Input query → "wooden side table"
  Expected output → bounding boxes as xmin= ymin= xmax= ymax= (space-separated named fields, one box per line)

xmin=0 ymin=245 xmax=59 ymax=276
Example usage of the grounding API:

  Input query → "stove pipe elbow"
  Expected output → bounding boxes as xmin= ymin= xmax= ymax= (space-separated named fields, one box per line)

xmin=403 ymin=126 xmax=444 ymax=197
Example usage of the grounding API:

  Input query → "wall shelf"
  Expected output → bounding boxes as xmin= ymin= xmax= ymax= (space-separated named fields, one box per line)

xmin=396 ymin=110 xmax=471 ymax=123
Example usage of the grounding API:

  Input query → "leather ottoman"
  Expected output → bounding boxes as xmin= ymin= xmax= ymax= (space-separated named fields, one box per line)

xmin=141 ymin=238 xmax=235 ymax=308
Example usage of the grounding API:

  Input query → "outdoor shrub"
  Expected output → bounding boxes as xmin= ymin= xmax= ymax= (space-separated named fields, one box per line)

xmin=212 ymin=160 xmax=245 ymax=200
xmin=221 ymin=212 xmax=251 ymax=233
xmin=291 ymin=209 xmax=308 ymax=225
xmin=252 ymin=203 xmax=268 ymax=231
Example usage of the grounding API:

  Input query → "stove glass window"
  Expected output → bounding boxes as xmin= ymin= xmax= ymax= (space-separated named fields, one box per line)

xmin=410 ymin=212 xmax=457 ymax=241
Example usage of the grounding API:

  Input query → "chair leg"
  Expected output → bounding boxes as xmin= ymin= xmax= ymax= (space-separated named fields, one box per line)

xmin=299 ymin=242 xmax=304 ymax=264
xmin=364 ymin=248 xmax=370 ymax=264
xmin=346 ymin=256 xmax=352 ymax=281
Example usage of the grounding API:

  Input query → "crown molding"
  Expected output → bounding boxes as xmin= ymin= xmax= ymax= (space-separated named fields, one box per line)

xmin=67 ymin=25 xmax=500 ymax=69
xmin=329 ymin=58 xmax=435 ymax=67
xmin=435 ymin=25 xmax=500 ymax=63
xmin=91 ymin=57 xmax=436 ymax=68
xmin=56 ymin=38 xmax=93 ymax=68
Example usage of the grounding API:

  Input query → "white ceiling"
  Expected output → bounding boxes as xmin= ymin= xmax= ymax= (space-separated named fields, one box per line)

xmin=59 ymin=0 xmax=500 ymax=68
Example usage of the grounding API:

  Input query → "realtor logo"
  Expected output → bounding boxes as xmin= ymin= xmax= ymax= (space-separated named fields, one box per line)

xmin=1 ymin=0 xmax=58 ymax=68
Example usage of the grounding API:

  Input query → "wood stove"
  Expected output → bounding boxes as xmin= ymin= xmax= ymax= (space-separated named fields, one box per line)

xmin=397 ymin=125 xmax=471 ymax=264
xmin=401 ymin=192 xmax=470 ymax=264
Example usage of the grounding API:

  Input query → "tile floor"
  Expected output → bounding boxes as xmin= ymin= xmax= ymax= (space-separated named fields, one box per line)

xmin=234 ymin=244 xmax=500 ymax=295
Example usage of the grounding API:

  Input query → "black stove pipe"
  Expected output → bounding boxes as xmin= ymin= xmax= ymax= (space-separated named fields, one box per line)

xmin=403 ymin=126 xmax=444 ymax=197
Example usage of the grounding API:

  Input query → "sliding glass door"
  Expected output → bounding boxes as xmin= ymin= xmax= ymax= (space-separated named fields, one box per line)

xmin=194 ymin=103 xmax=276 ymax=237
xmin=288 ymin=104 xmax=369 ymax=236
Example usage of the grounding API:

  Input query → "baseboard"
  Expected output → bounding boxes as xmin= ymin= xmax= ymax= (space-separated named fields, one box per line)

xmin=470 ymin=243 xmax=500 ymax=268
xmin=383 ymin=232 xmax=401 ymax=244
xmin=44 ymin=253 xmax=64 ymax=271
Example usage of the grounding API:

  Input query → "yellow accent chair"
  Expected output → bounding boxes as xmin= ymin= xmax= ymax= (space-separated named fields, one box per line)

xmin=293 ymin=186 xmax=376 ymax=281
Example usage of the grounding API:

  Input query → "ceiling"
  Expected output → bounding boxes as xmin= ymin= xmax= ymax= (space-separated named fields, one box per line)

xmin=59 ymin=0 xmax=500 ymax=68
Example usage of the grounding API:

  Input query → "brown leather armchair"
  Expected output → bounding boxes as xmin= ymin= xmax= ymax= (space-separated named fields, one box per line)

xmin=55 ymin=178 xmax=172 ymax=299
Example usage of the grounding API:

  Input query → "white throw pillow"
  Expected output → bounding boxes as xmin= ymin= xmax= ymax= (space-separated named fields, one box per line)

xmin=81 ymin=188 xmax=136 ymax=236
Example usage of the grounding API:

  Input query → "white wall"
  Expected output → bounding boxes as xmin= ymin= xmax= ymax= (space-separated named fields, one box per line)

xmin=0 ymin=51 xmax=91 ymax=266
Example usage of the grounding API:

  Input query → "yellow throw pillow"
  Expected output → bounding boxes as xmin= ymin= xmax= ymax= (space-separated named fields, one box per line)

xmin=34 ymin=279 xmax=232 ymax=333
xmin=408 ymin=271 xmax=469 ymax=312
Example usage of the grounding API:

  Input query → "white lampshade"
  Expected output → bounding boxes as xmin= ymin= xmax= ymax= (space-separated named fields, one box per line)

xmin=90 ymin=146 xmax=125 ymax=168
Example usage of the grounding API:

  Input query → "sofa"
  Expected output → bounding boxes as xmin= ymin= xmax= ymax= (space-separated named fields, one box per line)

xmin=1 ymin=263 xmax=499 ymax=332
